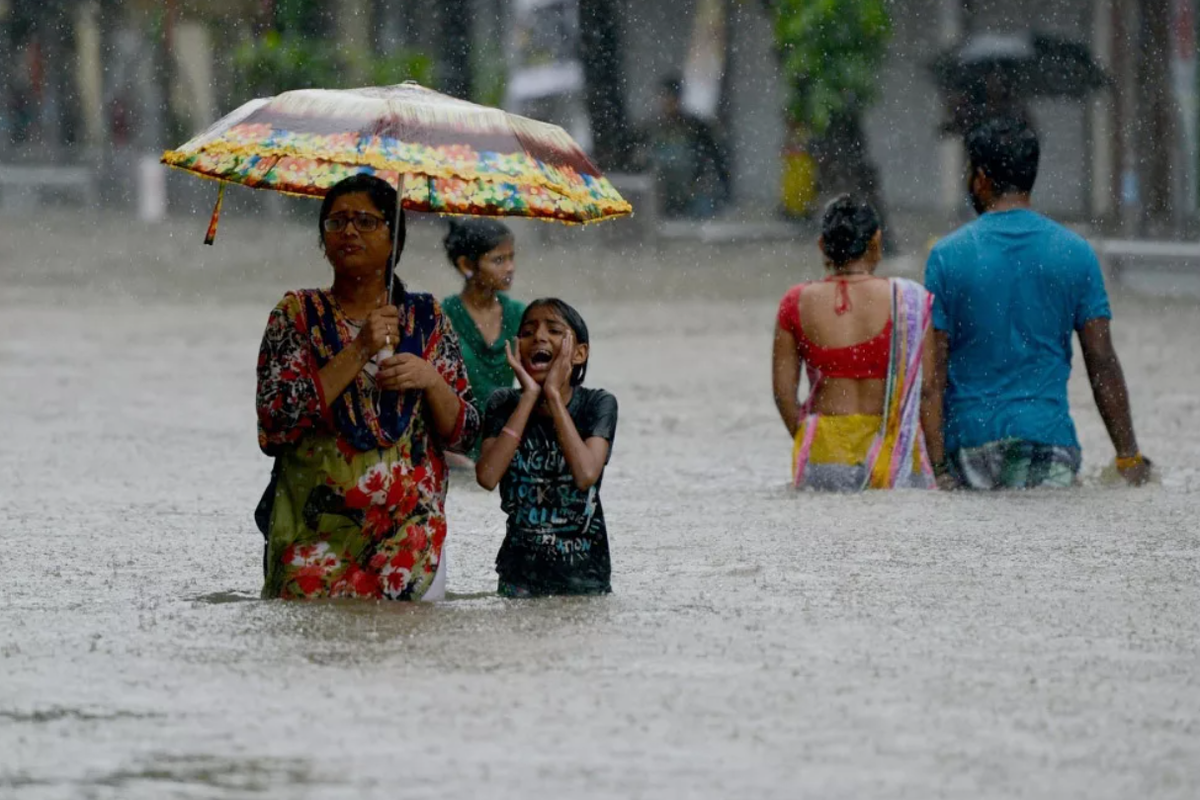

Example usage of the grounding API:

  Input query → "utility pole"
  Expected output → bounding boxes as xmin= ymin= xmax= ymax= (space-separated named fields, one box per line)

xmin=1138 ymin=0 xmax=1175 ymax=234
xmin=438 ymin=0 xmax=472 ymax=99
xmin=578 ymin=0 xmax=632 ymax=170
xmin=0 ymin=0 xmax=11 ymax=158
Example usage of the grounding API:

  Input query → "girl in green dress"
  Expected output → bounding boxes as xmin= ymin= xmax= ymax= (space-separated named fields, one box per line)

xmin=440 ymin=219 xmax=526 ymax=459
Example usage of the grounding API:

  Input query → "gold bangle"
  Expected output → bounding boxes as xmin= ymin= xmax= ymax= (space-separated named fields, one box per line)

xmin=1115 ymin=453 xmax=1144 ymax=470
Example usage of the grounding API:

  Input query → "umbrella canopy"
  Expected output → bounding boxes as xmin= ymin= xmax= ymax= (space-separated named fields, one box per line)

xmin=162 ymin=81 xmax=632 ymax=239
xmin=930 ymin=32 xmax=1110 ymax=100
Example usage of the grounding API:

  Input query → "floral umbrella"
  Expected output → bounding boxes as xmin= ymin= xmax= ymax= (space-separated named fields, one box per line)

xmin=161 ymin=81 xmax=633 ymax=244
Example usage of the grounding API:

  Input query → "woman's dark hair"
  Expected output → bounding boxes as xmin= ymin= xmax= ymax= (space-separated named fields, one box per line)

xmin=443 ymin=218 xmax=513 ymax=274
xmin=966 ymin=115 xmax=1040 ymax=196
xmin=318 ymin=173 xmax=406 ymax=297
xmin=522 ymin=298 xmax=590 ymax=386
xmin=820 ymin=194 xmax=881 ymax=268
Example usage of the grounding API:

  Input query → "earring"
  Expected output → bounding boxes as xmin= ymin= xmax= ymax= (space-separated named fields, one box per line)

xmin=464 ymin=270 xmax=475 ymax=279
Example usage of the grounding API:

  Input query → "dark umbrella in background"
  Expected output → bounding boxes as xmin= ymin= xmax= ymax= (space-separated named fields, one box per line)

xmin=930 ymin=32 xmax=1111 ymax=100
xmin=930 ymin=32 xmax=1110 ymax=138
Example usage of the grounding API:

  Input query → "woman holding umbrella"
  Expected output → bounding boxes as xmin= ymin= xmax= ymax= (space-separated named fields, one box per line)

xmin=256 ymin=174 xmax=479 ymax=601
xmin=162 ymin=82 xmax=630 ymax=599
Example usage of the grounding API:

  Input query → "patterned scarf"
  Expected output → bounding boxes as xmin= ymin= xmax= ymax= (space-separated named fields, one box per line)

xmin=302 ymin=287 xmax=438 ymax=451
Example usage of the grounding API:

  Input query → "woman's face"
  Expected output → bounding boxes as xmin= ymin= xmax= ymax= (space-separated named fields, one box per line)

xmin=468 ymin=237 xmax=515 ymax=292
xmin=322 ymin=192 xmax=392 ymax=279
xmin=517 ymin=305 xmax=586 ymax=385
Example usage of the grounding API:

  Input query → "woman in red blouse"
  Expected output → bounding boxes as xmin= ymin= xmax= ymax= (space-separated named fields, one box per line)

xmin=771 ymin=195 xmax=944 ymax=491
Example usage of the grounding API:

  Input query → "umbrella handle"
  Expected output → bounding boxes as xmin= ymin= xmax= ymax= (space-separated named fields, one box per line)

xmin=386 ymin=172 xmax=406 ymax=307
xmin=377 ymin=172 xmax=404 ymax=368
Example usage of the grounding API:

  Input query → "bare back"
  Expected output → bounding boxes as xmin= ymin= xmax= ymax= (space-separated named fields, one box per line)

xmin=797 ymin=277 xmax=891 ymax=415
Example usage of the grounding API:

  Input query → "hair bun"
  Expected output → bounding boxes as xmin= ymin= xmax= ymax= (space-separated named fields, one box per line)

xmin=820 ymin=194 xmax=880 ymax=267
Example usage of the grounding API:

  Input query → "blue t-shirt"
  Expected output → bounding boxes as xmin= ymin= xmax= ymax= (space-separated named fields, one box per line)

xmin=925 ymin=209 xmax=1111 ymax=452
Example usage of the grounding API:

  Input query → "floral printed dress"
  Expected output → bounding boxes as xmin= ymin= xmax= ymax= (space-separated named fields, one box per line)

xmin=256 ymin=287 xmax=479 ymax=600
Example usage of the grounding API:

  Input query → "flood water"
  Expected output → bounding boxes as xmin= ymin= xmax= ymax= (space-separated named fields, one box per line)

xmin=2 ymin=212 xmax=1198 ymax=798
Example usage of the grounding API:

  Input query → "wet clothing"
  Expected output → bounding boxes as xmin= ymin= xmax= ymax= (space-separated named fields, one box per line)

xmin=948 ymin=439 xmax=1081 ymax=490
xmin=926 ymin=209 xmax=1111 ymax=459
xmin=777 ymin=282 xmax=893 ymax=380
xmin=786 ymin=278 xmax=935 ymax=491
xmin=441 ymin=293 xmax=525 ymax=458
xmin=256 ymin=288 xmax=478 ymax=601
xmin=790 ymin=414 xmax=932 ymax=491
xmin=484 ymin=387 xmax=618 ymax=596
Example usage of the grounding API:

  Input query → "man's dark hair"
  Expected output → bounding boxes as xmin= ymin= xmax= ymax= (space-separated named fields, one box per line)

xmin=966 ymin=116 xmax=1040 ymax=195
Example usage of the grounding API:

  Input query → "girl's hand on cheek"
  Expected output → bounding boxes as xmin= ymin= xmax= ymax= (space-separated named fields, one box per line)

xmin=506 ymin=339 xmax=540 ymax=395
xmin=544 ymin=331 xmax=574 ymax=399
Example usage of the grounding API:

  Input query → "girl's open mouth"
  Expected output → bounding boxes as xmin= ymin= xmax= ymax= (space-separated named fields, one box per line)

xmin=529 ymin=349 xmax=554 ymax=369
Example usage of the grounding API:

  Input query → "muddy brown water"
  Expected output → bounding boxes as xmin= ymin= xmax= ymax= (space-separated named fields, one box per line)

xmin=1 ymin=213 xmax=1198 ymax=798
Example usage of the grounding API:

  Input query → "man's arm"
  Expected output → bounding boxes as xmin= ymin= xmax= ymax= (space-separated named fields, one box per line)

xmin=1078 ymin=318 xmax=1150 ymax=485
xmin=922 ymin=251 xmax=956 ymax=487
xmin=922 ymin=329 xmax=950 ymax=486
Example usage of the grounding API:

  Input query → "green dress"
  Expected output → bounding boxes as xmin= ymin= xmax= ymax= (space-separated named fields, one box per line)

xmin=441 ymin=293 xmax=525 ymax=458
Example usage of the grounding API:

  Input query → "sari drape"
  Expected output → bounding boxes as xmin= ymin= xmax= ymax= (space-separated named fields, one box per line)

xmin=791 ymin=278 xmax=935 ymax=491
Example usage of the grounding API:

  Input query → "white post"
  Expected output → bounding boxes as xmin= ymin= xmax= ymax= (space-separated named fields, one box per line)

xmin=75 ymin=2 xmax=105 ymax=150
xmin=1170 ymin=0 xmax=1198 ymax=222
xmin=137 ymin=155 xmax=166 ymax=221
xmin=937 ymin=0 xmax=965 ymax=216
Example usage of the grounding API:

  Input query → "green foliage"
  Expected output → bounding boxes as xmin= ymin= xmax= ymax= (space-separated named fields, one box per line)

xmin=364 ymin=49 xmax=435 ymax=89
xmin=772 ymin=0 xmax=891 ymax=133
xmin=472 ymin=36 xmax=509 ymax=110
xmin=231 ymin=31 xmax=434 ymax=98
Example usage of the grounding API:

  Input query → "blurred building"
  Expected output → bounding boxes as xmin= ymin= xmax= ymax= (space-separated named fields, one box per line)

xmin=0 ymin=0 xmax=1196 ymax=236
xmin=613 ymin=0 xmax=1199 ymax=236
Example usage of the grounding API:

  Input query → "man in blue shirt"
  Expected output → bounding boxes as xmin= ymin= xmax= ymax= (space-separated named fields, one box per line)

xmin=925 ymin=117 xmax=1150 ymax=489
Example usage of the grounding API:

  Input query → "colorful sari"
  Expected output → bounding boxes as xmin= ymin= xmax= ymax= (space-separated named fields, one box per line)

xmin=791 ymin=278 xmax=935 ymax=491
xmin=256 ymin=288 xmax=479 ymax=600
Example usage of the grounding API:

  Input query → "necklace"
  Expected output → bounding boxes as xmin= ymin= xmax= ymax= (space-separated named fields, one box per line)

xmin=330 ymin=287 xmax=387 ymax=322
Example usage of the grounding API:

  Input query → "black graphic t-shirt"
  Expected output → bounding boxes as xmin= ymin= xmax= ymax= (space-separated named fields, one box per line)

xmin=484 ymin=387 xmax=619 ymax=595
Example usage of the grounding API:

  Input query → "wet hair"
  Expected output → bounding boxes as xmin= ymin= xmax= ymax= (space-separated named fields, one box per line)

xmin=966 ymin=115 xmax=1040 ymax=196
xmin=820 ymin=194 xmax=881 ymax=268
xmin=318 ymin=173 xmax=407 ymax=297
xmin=443 ymin=218 xmax=513 ymax=275
xmin=521 ymin=298 xmax=590 ymax=386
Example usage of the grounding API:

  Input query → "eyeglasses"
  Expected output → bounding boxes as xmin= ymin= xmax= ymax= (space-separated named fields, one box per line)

xmin=322 ymin=212 xmax=386 ymax=233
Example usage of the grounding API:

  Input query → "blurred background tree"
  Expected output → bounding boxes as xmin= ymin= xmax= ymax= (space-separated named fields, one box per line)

xmin=231 ymin=33 xmax=433 ymax=98
xmin=230 ymin=0 xmax=433 ymax=99
xmin=766 ymin=0 xmax=893 ymax=241
xmin=771 ymin=0 xmax=890 ymax=135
